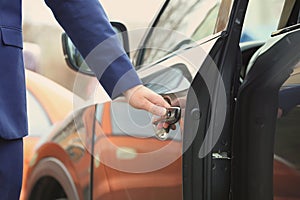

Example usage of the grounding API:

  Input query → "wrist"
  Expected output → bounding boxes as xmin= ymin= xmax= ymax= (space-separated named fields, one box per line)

xmin=123 ymin=84 xmax=143 ymax=97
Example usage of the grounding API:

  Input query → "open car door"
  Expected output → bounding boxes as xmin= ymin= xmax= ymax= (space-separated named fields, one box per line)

xmin=61 ymin=0 xmax=248 ymax=199
xmin=181 ymin=0 xmax=249 ymax=199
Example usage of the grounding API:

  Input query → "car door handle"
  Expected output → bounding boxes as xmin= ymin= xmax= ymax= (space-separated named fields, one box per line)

xmin=152 ymin=107 xmax=181 ymax=125
xmin=152 ymin=107 xmax=181 ymax=140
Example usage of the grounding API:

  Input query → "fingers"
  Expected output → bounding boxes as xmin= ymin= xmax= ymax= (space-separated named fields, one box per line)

xmin=169 ymin=97 xmax=186 ymax=108
xmin=147 ymin=93 xmax=170 ymax=108
xmin=139 ymin=99 xmax=167 ymax=116
xmin=124 ymin=85 xmax=169 ymax=116
xmin=145 ymin=92 xmax=169 ymax=116
xmin=124 ymin=85 xmax=180 ymax=139
xmin=163 ymin=123 xmax=176 ymax=130
xmin=149 ymin=104 xmax=167 ymax=116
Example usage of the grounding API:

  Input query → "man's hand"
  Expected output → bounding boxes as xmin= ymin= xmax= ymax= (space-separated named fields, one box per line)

xmin=123 ymin=85 xmax=170 ymax=116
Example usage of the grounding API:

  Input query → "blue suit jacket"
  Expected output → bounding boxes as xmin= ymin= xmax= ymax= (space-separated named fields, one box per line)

xmin=0 ymin=0 xmax=141 ymax=139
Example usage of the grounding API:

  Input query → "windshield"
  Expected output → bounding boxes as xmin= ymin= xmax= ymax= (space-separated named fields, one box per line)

xmin=138 ymin=0 xmax=232 ymax=66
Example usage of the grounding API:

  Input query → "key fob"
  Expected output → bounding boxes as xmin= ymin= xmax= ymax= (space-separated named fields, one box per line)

xmin=152 ymin=107 xmax=181 ymax=125
xmin=165 ymin=107 xmax=181 ymax=124
xmin=153 ymin=107 xmax=181 ymax=140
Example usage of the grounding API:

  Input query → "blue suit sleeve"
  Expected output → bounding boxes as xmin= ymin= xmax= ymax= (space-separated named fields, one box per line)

xmin=278 ymin=85 xmax=300 ymax=116
xmin=44 ymin=0 xmax=142 ymax=98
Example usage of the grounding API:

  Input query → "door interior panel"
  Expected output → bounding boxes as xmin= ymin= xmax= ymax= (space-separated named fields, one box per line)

xmin=232 ymin=28 xmax=300 ymax=200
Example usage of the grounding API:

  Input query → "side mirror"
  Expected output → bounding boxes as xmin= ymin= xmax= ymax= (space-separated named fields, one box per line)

xmin=62 ymin=22 xmax=130 ymax=76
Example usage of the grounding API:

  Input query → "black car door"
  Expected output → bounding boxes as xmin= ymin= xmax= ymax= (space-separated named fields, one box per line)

xmin=89 ymin=0 xmax=249 ymax=199
xmin=174 ymin=0 xmax=248 ymax=200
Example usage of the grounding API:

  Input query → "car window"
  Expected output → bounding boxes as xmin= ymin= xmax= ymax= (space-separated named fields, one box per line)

xmin=96 ymin=102 xmax=181 ymax=140
xmin=241 ymin=0 xmax=285 ymax=42
xmin=139 ymin=0 xmax=230 ymax=66
xmin=27 ymin=91 xmax=52 ymax=137
xmin=142 ymin=67 xmax=192 ymax=94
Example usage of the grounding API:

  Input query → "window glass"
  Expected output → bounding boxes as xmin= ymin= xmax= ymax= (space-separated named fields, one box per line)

xmin=27 ymin=91 xmax=52 ymax=137
xmin=241 ymin=0 xmax=285 ymax=42
xmin=139 ymin=0 xmax=227 ymax=65
xmin=142 ymin=67 xmax=191 ymax=94
xmin=95 ymin=101 xmax=182 ymax=140
xmin=110 ymin=102 xmax=181 ymax=140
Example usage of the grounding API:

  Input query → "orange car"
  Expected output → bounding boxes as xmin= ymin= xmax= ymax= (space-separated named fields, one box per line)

xmin=21 ymin=69 xmax=73 ymax=199
xmin=24 ymin=100 xmax=183 ymax=200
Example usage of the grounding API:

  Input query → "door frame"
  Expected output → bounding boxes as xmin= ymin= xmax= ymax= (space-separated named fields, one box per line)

xmin=182 ymin=0 xmax=249 ymax=199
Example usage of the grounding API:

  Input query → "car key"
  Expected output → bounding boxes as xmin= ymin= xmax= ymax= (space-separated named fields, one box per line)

xmin=152 ymin=107 xmax=181 ymax=125
xmin=152 ymin=107 xmax=181 ymax=140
